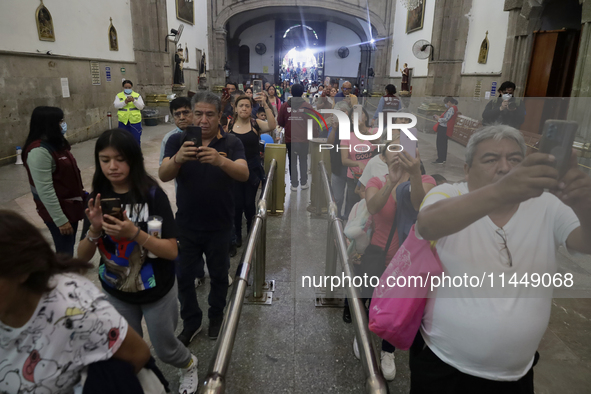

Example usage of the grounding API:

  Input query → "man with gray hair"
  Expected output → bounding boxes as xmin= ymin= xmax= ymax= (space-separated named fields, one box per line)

xmin=159 ymin=91 xmax=248 ymax=345
xmin=411 ymin=124 xmax=591 ymax=392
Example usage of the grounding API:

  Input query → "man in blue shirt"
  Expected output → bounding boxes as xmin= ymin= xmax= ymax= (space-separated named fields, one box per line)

xmin=159 ymin=91 xmax=248 ymax=345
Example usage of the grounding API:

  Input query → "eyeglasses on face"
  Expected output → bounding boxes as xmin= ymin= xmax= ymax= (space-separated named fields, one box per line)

xmin=495 ymin=228 xmax=513 ymax=267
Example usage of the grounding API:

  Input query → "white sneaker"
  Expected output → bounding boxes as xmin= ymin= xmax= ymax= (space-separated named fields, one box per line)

xmin=353 ymin=336 xmax=360 ymax=360
xmin=301 ymin=183 xmax=309 ymax=190
xmin=381 ymin=351 xmax=396 ymax=381
xmin=228 ymin=274 xmax=233 ymax=286
xmin=290 ymin=185 xmax=298 ymax=192
xmin=179 ymin=354 xmax=198 ymax=394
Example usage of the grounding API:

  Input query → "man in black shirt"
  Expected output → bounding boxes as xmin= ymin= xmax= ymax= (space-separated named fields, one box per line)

xmin=159 ymin=91 xmax=248 ymax=344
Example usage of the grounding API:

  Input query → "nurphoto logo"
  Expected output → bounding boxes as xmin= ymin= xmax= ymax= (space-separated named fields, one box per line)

xmin=305 ymin=109 xmax=418 ymax=152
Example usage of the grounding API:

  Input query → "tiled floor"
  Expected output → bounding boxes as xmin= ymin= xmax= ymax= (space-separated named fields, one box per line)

xmin=1 ymin=122 xmax=590 ymax=393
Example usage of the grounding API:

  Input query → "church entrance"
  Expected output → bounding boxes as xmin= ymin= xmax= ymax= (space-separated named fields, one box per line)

xmin=523 ymin=0 xmax=582 ymax=134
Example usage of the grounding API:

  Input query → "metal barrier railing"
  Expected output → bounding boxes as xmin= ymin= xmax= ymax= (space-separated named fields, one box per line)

xmin=318 ymin=160 xmax=389 ymax=394
xmin=200 ymin=159 xmax=277 ymax=394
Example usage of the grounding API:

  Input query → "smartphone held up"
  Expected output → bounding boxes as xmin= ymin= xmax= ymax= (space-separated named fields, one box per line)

xmin=539 ymin=120 xmax=577 ymax=179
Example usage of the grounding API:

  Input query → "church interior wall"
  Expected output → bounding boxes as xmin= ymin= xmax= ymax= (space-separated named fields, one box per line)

xmin=388 ymin=0 xmax=436 ymax=79
xmin=0 ymin=54 xmax=137 ymax=165
xmin=238 ymin=20 xmax=276 ymax=76
xmin=165 ymin=0 xmax=209 ymax=77
xmin=0 ymin=0 xmax=134 ymax=62
xmin=324 ymin=22 xmax=362 ymax=78
xmin=462 ymin=1 xmax=509 ymax=74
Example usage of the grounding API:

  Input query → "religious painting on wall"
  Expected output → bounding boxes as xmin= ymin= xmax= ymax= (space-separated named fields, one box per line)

xmin=478 ymin=31 xmax=489 ymax=64
xmin=176 ymin=0 xmax=194 ymax=25
xmin=108 ymin=18 xmax=118 ymax=51
xmin=36 ymin=0 xmax=55 ymax=42
xmin=406 ymin=1 xmax=426 ymax=34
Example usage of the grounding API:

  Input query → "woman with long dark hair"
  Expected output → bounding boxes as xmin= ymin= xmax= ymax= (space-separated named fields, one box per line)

xmin=23 ymin=106 xmax=86 ymax=256
xmin=229 ymin=95 xmax=275 ymax=247
xmin=0 ymin=209 xmax=150 ymax=393
xmin=77 ymin=128 xmax=199 ymax=394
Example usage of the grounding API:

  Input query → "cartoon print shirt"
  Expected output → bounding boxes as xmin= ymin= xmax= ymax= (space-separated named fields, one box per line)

xmin=341 ymin=129 xmax=379 ymax=179
xmin=81 ymin=187 xmax=177 ymax=305
xmin=0 ymin=273 xmax=127 ymax=394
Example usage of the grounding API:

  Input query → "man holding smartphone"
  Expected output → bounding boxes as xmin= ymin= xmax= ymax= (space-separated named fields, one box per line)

xmin=412 ymin=124 xmax=591 ymax=393
xmin=159 ymin=91 xmax=248 ymax=344
xmin=482 ymin=81 xmax=526 ymax=129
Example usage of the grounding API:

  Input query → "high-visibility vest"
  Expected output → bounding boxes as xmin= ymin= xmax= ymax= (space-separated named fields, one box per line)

xmin=117 ymin=91 xmax=142 ymax=124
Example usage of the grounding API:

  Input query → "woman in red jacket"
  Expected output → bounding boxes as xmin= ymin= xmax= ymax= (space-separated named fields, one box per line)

xmin=432 ymin=97 xmax=459 ymax=164
xmin=23 ymin=106 xmax=86 ymax=256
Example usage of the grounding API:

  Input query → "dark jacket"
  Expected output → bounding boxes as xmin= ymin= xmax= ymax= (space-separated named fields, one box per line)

xmin=482 ymin=96 xmax=526 ymax=129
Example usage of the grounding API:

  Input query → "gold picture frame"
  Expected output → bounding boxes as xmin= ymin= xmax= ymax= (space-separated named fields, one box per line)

xmin=406 ymin=1 xmax=426 ymax=34
xmin=176 ymin=0 xmax=194 ymax=25
xmin=108 ymin=18 xmax=118 ymax=51
xmin=36 ymin=0 xmax=55 ymax=42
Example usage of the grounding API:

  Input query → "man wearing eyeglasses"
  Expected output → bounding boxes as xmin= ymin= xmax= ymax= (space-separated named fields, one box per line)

xmin=335 ymin=81 xmax=353 ymax=98
xmin=411 ymin=124 xmax=591 ymax=393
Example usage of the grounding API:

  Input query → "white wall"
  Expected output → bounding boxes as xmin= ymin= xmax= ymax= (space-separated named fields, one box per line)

xmin=0 ymin=0 xmax=134 ymax=61
xmin=238 ymin=20 xmax=276 ymax=74
xmin=166 ymin=0 xmax=209 ymax=70
xmin=324 ymin=22 xmax=362 ymax=77
xmin=389 ymin=0 xmax=436 ymax=77
xmin=463 ymin=1 xmax=509 ymax=74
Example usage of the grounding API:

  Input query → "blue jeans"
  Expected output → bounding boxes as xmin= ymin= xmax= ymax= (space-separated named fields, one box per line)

xmin=177 ymin=228 xmax=232 ymax=331
xmin=118 ymin=121 xmax=142 ymax=144
xmin=46 ymin=221 xmax=79 ymax=256
xmin=331 ymin=173 xmax=347 ymax=219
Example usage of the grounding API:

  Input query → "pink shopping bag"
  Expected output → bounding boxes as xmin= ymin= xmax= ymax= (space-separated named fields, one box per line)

xmin=368 ymin=224 xmax=442 ymax=350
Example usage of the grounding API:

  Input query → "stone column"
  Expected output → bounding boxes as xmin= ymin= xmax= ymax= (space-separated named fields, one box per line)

xmin=129 ymin=0 xmax=171 ymax=95
xmin=209 ymin=28 xmax=228 ymax=88
xmin=569 ymin=0 xmax=591 ymax=142
xmin=372 ymin=39 xmax=390 ymax=94
xmin=424 ymin=0 xmax=472 ymax=97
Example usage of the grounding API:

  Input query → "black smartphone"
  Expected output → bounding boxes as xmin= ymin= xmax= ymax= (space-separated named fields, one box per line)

xmin=101 ymin=198 xmax=123 ymax=224
xmin=182 ymin=126 xmax=202 ymax=149
xmin=539 ymin=120 xmax=577 ymax=178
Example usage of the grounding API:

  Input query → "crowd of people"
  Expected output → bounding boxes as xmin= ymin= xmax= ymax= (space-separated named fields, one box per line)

xmin=2 ymin=75 xmax=590 ymax=394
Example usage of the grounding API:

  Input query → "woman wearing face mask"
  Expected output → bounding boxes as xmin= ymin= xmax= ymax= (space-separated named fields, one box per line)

xmin=432 ymin=96 xmax=459 ymax=164
xmin=23 ymin=106 xmax=86 ymax=256
xmin=113 ymin=80 xmax=145 ymax=144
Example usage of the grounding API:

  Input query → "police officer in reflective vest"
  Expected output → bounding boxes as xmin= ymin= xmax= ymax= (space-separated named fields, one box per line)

xmin=113 ymin=80 xmax=145 ymax=144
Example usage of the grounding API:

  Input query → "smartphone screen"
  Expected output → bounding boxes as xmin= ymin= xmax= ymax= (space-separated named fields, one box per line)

xmin=400 ymin=128 xmax=418 ymax=158
xmin=101 ymin=198 xmax=123 ymax=223
xmin=539 ymin=120 xmax=577 ymax=178
xmin=183 ymin=126 xmax=202 ymax=148
xmin=253 ymin=80 xmax=262 ymax=96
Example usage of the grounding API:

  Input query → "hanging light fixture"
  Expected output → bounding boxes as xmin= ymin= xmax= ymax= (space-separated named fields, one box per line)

xmin=400 ymin=0 xmax=423 ymax=11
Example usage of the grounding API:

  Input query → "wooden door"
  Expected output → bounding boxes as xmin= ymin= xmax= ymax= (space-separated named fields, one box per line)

xmin=523 ymin=30 xmax=580 ymax=134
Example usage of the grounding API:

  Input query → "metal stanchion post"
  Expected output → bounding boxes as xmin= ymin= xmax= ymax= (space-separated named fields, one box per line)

xmin=107 ymin=112 xmax=112 ymax=129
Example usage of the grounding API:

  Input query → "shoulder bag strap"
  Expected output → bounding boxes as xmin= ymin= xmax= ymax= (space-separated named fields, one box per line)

xmin=383 ymin=204 xmax=399 ymax=258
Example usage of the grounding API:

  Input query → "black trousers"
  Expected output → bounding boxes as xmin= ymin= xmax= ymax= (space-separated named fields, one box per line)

xmin=436 ymin=125 xmax=448 ymax=162
xmin=286 ymin=142 xmax=309 ymax=187
xmin=233 ymin=179 xmax=258 ymax=242
xmin=409 ymin=333 xmax=537 ymax=394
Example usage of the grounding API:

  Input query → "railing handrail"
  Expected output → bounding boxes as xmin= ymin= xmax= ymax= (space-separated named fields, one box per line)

xmin=318 ymin=161 xmax=389 ymax=394
xmin=200 ymin=159 xmax=277 ymax=394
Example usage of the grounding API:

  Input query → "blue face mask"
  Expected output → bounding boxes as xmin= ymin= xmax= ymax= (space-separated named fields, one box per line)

xmin=124 ymin=88 xmax=132 ymax=95
xmin=61 ymin=122 xmax=67 ymax=135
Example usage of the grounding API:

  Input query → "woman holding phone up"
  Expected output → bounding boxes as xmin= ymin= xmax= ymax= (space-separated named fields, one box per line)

xmin=77 ymin=128 xmax=199 ymax=394
xmin=229 ymin=95 xmax=276 ymax=247
xmin=357 ymin=139 xmax=436 ymax=381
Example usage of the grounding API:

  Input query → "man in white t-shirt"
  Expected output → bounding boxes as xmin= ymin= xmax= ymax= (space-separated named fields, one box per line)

xmin=413 ymin=125 xmax=591 ymax=393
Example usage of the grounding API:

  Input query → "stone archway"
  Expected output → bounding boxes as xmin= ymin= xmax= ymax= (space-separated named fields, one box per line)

xmin=206 ymin=0 xmax=396 ymax=90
